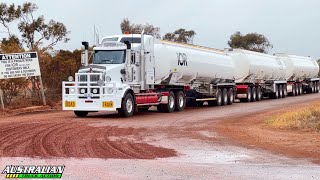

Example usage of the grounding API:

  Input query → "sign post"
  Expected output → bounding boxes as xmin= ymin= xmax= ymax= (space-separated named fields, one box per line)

xmin=39 ymin=76 xmax=46 ymax=106
xmin=0 ymin=88 xmax=4 ymax=109
xmin=0 ymin=52 xmax=45 ymax=107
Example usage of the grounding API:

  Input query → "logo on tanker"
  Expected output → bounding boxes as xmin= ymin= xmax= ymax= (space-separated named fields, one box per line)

xmin=177 ymin=52 xmax=187 ymax=66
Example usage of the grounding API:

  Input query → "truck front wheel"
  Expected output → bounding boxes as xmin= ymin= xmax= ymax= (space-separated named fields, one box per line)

xmin=74 ymin=111 xmax=88 ymax=117
xmin=119 ymin=93 xmax=134 ymax=117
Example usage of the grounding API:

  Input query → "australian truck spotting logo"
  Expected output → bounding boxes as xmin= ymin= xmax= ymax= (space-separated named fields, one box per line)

xmin=2 ymin=165 xmax=65 ymax=179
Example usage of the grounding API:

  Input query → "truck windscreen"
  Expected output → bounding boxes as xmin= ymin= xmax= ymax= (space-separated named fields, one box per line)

xmin=93 ymin=50 xmax=126 ymax=64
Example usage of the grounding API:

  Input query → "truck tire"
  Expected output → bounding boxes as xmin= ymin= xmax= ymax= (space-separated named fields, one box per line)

xmin=299 ymin=84 xmax=303 ymax=95
xmin=296 ymin=84 xmax=300 ymax=95
xmin=245 ymin=87 xmax=252 ymax=102
xmin=74 ymin=111 xmax=88 ymax=117
xmin=312 ymin=82 xmax=316 ymax=93
xmin=256 ymin=86 xmax=262 ymax=101
xmin=278 ymin=85 xmax=283 ymax=98
xmin=175 ymin=91 xmax=185 ymax=111
xmin=162 ymin=91 xmax=175 ymax=113
xmin=118 ymin=93 xmax=134 ymax=117
xmin=316 ymin=82 xmax=319 ymax=93
xmin=213 ymin=89 xmax=222 ymax=106
xmin=227 ymin=88 xmax=234 ymax=105
xmin=251 ymin=87 xmax=256 ymax=102
xmin=222 ymin=88 xmax=228 ymax=105
xmin=271 ymin=85 xmax=279 ymax=99
xmin=283 ymin=85 xmax=287 ymax=98
xmin=292 ymin=84 xmax=296 ymax=96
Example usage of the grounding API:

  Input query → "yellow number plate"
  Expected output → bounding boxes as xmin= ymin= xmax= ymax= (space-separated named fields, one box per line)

xmin=102 ymin=101 xmax=114 ymax=108
xmin=65 ymin=101 xmax=76 ymax=107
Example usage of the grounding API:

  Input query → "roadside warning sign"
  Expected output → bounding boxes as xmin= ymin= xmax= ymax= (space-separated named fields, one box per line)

xmin=0 ymin=52 xmax=41 ymax=79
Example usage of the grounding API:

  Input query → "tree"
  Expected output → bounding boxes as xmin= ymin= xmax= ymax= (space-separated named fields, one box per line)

xmin=0 ymin=2 xmax=70 ymax=52
xmin=0 ymin=2 xmax=70 ymax=100
xmin=228 ymin=31 xmax=273 ymax=53
xmin=0 ymin=3 xmax=20 ymax=36
xmin=41 ymin=49 xmax=81 ymax=91
xmin=120 ymin=18 xmax=161 ymax=39
xmin=163 ymin=28 xmax=196 ymax=44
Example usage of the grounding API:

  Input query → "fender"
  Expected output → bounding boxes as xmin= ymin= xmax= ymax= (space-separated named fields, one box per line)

xmin=119 ymin=85 xmax=135 ymax=100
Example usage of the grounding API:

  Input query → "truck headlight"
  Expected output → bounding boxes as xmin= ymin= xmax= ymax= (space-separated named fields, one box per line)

xmin=70 ymin=88 xmax=75 ymax=94
xmin=92 ymin=88 xmax=98 ymax=94
xmin=106 ymin=76 xmax=111 ymax=82
xmin=107 ymin=88 xmax=114 ymax=94
xmin=80 ymin=88 xmax=86 ymax=94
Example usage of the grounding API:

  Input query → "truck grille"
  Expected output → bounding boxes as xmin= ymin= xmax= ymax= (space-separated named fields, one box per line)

xmin=78 ymin=74 xmax=101 ymax=82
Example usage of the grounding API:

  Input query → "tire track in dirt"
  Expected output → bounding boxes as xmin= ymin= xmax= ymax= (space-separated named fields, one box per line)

xmin=0 ymin=120 xmax=176 ymax=159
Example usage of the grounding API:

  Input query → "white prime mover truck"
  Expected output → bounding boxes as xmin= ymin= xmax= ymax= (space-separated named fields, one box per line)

xmin=62 ymin=33 xmax=319 ymax=117
xmin=63 ymin=33 xmax=238 ymax=117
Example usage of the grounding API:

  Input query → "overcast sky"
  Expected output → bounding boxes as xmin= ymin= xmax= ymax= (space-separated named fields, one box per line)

xmin=1 ymin=0 xmax=320 ymax=58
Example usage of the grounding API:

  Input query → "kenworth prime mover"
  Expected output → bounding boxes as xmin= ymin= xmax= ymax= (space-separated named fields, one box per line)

xmin=62 ymin=33 xmax=319 ymax=117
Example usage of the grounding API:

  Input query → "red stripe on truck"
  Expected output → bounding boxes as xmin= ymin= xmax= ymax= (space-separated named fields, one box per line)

xmin=136 ymin=95 xmax=159 ymax=104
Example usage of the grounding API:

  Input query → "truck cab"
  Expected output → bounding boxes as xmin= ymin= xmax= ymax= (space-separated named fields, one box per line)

xmin=62 ymin=33 xmax=158 ymax=117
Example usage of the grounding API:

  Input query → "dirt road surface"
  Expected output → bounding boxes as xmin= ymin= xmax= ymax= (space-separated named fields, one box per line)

xmin=1 ymin=94 xmax=320 ymax=179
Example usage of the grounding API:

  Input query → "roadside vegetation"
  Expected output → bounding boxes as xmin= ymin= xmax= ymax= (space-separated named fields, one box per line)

xmin=266 ymin=102 xmax=320 ymax=132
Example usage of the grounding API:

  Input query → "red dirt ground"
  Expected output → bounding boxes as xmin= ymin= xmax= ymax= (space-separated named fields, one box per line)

xmin=213 ymin=101 xmax=320 ymax=164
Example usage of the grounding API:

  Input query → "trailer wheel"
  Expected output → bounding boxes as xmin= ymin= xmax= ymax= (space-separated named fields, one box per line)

xmin=256 ymin=86 xmax=262 ymax=101
xmin=74 ymin=111 xmax=88 ymax=118
xmin=292 ymin=84 xmax=296 ymax=96
xmin=296 ymin=84 xmax=301 ymax=95
xmin=245 ymin=87 xmax=252 ymax=102
xmin=283 ymin=85 xmax=287 ymax=98
xmin=299 ymin=84 xmax=303 ymax=95
xmin=251 ymin=87 xmax=256 ymax=102
xmin=214 ymin=89 xmax=222 ymax=106
xmin=118 ymin=93 xmax=134 ymax=117
xmin=312 ymin=82 xmax=316 ymax=93
xmin=271 ymin=85 xmax=279 ymax=99
xmin=278 ymin=85 xmax=283 ymax=98
xmin=222 ymin=88 xmax=228 ymax=105
xmin=227 ymin=88 xmax=234 ymax=105
xmin=316 ymin=82 xmax=319 ymax=93
xmin=175 ymin=91 xmax=185 ymax=111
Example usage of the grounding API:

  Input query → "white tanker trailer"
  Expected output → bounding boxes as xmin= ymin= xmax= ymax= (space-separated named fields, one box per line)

xmin=62 ymin=33 xmax=319 ymax=117
xmin=225 ymin=49 xmax=319 ymax=102
xmin=63 ymin=33 xmax=237 ymax=117
xmin=275 ymin=54 xmax=319 ymax=95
